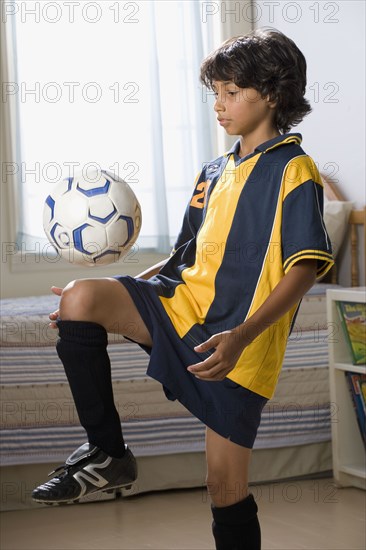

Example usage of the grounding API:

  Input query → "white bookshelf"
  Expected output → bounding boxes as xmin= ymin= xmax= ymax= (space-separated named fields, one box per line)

xmin=327 ymin=287 xmax=366 ymax=490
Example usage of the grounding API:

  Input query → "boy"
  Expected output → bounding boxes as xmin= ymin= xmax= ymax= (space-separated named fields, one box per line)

xmin=33 ymin=28 xmax=333 ymax=549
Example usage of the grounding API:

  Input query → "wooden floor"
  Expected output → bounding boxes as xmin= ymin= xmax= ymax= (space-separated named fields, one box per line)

xmin=1 ymin=478 xmax=365 ymax=549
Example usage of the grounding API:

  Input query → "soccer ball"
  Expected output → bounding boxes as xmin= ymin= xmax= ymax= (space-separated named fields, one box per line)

xmin=43 ymin=169 xmax=142 ymax=267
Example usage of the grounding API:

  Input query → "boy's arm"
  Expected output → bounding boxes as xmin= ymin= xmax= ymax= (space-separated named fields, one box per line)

xmin=187 ymin=259 xmax=318 ymax=381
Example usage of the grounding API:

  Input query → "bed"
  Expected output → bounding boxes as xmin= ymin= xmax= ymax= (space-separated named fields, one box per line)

xmin=1 ymin=177 xmax=364 ymax=511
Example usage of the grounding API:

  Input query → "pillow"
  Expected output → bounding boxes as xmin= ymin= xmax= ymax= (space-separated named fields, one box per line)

xmin=323 ymin=198 xmax=353 ymax=258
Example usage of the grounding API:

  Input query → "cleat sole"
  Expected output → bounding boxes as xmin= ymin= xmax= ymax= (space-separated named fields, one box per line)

xmin=32 ymin=479 xmax=137 ymax=505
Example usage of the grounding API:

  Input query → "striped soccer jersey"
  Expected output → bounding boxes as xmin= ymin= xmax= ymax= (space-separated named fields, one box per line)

xmin=149 ymin=133 xmax=334 ymax=399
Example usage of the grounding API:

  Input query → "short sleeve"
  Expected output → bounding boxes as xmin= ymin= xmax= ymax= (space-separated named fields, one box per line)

xmin=281 ymin=157 xmax=334 ymax=279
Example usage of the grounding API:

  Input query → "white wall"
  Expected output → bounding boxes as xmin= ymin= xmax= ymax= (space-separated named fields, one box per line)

xmin=253 ymin=0 xmax=365 ymax=207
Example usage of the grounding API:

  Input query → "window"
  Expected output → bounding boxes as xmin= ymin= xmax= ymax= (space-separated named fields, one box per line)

xmin=10 ymin=1 xmax=216 ymax=254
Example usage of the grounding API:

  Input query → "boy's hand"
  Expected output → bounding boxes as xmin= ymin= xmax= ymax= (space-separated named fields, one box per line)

xmin=187 ymin=259 xmax=318 ymax=382
xmin=187 ymin=330 xmax=249 ymax=381
xmin=49 ymin=286 xmax=63 ymax=328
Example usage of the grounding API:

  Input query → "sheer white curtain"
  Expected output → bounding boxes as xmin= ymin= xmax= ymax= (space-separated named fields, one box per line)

xmin=10 ymin=0 xmax=216 ymax=254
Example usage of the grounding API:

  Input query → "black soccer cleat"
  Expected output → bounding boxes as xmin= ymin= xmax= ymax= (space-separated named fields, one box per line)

xmin=32 ymin=443 xmax=137 ymax=504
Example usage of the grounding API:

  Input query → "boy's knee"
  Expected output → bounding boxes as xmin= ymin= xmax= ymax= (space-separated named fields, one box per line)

xmin=60 ymin=279 xmax=98 ymax=320
xmin=206 ymin=471 xmax=248 ymax=508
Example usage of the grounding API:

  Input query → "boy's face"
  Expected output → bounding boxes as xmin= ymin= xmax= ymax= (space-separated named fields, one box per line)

xmin=212 ymin=81 xmax=277 ymax=138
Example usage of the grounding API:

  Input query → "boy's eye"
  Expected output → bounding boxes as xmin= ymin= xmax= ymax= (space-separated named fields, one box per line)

xmin=212 ymin=89 xmax=238 ymax=99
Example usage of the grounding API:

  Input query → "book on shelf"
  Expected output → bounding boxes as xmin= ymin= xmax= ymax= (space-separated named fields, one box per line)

xmin=345 ymin=372 xmax=366 ymax=447
xmin=336 ymin=301 xmax=366 ymax=365
xmin=361 ymin=381 xmax=366 ymax=415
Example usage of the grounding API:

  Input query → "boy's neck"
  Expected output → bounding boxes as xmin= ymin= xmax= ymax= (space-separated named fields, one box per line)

xmin=239 ymin=129 xmax=280 ymax=158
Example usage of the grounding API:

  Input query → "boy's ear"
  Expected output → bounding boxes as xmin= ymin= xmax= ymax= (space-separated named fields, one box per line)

xmin=266 ymin=96 xmax=277 ymax=109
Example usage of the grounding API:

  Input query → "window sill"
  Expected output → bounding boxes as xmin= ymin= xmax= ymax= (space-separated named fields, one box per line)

xmin=9 ymin=249 xmax=167 ymax=276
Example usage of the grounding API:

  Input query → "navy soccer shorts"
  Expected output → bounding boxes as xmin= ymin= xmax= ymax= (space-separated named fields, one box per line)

xmin=114 ymin=275 xmax=268 ymax=449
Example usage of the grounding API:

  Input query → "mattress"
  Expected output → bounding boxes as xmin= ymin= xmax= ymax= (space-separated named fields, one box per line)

xmin=0 ymin=284 xmax=337 ymax=467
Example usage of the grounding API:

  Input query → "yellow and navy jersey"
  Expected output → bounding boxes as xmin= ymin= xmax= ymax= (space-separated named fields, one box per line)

xmin=149 ymin=133 xmax=334 ymax=399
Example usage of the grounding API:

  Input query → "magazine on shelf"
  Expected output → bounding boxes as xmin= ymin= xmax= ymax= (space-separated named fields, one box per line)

xmin=336 ymin=301 xmax=366 ymax=365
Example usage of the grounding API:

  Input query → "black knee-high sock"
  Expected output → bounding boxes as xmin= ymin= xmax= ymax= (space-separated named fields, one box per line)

xmin=211 ymin=493 xmax=261 ymax=550
xmin=56 ymin=320 xmax=125 ymax=458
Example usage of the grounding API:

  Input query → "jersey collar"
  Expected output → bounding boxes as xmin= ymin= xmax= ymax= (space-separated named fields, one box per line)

xmin=225 ymin=133 xmax=302 ymax=157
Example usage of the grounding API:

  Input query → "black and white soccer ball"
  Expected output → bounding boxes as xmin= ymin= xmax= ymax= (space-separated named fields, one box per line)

xmin=43 ymin=170 xmax=142 ymax=267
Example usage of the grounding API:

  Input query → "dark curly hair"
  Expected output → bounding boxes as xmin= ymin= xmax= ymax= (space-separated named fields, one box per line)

xmin=200 ymin=28 xmax=312 ymax=134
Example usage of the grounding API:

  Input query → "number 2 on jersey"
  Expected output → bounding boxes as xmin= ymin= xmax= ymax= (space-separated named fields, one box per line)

xmin=190 ymin=180 xmax=210 ymax=209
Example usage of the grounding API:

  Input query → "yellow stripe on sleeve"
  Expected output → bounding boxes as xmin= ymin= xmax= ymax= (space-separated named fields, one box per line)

xmin=283 ymin=250 xmax=334 ymax=278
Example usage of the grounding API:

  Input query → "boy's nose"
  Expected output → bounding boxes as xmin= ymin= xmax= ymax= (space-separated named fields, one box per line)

xmin=214 ymin=98 xmax=225 ymax=112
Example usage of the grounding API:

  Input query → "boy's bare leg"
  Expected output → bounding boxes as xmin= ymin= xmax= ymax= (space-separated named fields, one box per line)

xmin=206 ymin=427 xmax=251 ymax=508
xmin=52 ymin=277 xmax=152 ymax=346
xmin=206 ymin=428 xmax=261 ymax=549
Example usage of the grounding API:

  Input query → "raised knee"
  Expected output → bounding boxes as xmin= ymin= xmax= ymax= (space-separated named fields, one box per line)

xmin=59 ymin=279 xmax=97 ymax=320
